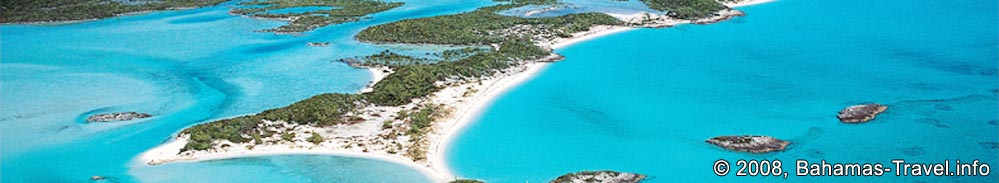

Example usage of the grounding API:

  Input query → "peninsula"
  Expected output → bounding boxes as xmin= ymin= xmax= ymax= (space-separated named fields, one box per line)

xmin=140 ymin=0 xmax=774 ymax=182
xmin=0 ymin=0 xmax=228 ymax=24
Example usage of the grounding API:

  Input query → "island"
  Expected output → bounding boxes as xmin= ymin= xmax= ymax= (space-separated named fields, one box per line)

xmin=140 ymin=0 xmax=774 ymax=181
xmin=0 ymin=0 xmax=228 ymax=24
xmin=837 ymin=104 xmax=888 ymax=123
xmin=706 ymin=135 xmax=790 ymax=153
xmin=550 ymin=170 xmax=646 ymax=183
xmin=229 ymin=0 xmax=403 ymax=34
xmin=86 ymin=112 xmax=152 ymax=123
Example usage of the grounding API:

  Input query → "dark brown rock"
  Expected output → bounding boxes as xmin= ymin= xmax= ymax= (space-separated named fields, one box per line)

xmin=837 ymin=104 xmax=888 ymax=123
xmin=551 ymin=170 xmax=646 ymax=183
xmin=706 ymin=135 xmax=790 ymax=153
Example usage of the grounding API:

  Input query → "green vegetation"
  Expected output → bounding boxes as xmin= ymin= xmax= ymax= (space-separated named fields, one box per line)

xmin=281 ymin=132 xmax=296 ymax=141
xmin=361 ymin=38 xmax=550 ymax=106
xmin=356 ymin=4 xmax=621 ymax=45
xmin=307 ymin=132 xmax=324 ymax=144
xmin=1 ymin=0 xmax=227 ymax=23
xmin=402 ymin=106 xmax=438 ymax=135
xmin=179 ymin=4 xmax=621 ymax=152
xmin=181 ymin=93 xmax=362 ymax=151
xmin=353 ymin=50 xmax=433 ymax=67
xmin=231 ymin=0 xmax=403 ymax=33
xmin=640 ymin=0 xmax=728 ymax=19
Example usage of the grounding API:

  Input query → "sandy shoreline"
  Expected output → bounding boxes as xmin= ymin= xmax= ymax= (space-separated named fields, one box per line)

xmin=726 ymin=0 xmax=775 ymax=8
xmin=427 ymin=0 xmax=775 ymax=180
xmin=136 ymin=1 xmax=773 ymax=182
xmin=135 ymin=137 xmax=440 ymax=180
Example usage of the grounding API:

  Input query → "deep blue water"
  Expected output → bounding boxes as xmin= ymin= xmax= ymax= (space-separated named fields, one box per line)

xmin=0 ymin=0 xmax=496 ymax=182
xmin=449 ymin=0 xmax=999 ymax=182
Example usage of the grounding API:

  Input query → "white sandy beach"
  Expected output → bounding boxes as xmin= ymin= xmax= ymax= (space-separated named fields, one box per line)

xmin=137 ymin=1 xmax=774 ymax=182
xmin=427 ymin=0 xmax=773 ymax=179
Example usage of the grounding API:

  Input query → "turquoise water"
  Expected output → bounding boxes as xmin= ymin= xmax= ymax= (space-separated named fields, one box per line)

xmin=449 ymin=0 xmax=998 ymax=182
xmin=1 ymin=0 xmax=496 ymax=182
xmin=4 ymin=0 xmax=997 ymax=182
xmin=130 ymin=155 xmax=428 ymax=182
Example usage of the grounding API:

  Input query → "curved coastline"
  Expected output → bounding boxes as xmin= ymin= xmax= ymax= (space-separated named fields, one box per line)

xmin=429 ymin=0 xmax=773 ymax=180
xmin=136 ymin=0 xmax=774 ymax=182
xmin=135 ymin=137 xmax=441 ymax=181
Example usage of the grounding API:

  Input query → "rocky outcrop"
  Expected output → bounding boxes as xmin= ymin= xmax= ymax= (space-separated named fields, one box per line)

xmin=837 ymin=104 xmax=888 ymax=123
xmin=620 ymin=12 xmax=680 ymax=28
xmin=551 ymin=170 xmax=646 ymax=183
xmin=691 ymin=9 xmax=746 ymax=24
xmin=537 ymin=53 xmax=566 ymax=62
xmin=337 ymin=58 xmax=365 ymax=68
xmin=706 ymin=135 xmax=790 ymax=153
xmin=86 ymin=112 xmax=151 ymax=122
xmin=620 ymin=9 xmax=746 ymax=28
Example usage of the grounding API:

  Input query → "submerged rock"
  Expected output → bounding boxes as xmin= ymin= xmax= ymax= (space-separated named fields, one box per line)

xmin=706 ymin=135 xmax=790 ymax=153
xmin=307 ymin=42 xmax=330 ymax=47
xmin=550 ymin=170 xmax=646 ymax=183
xmin=86 ymin=112 xmax=151 ymax=122
xmin=91 ymin=175 xmax=104 ymax=180
xmin=837 ymin=104 xmax=888 ymax=123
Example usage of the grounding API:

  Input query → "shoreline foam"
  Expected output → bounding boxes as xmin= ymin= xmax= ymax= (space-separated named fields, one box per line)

xmin=136 ymin=1 xmax=774 ymax=182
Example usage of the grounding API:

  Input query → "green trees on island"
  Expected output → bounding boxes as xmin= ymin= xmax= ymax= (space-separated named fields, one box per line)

xmin=178 ymin=1 xmax=744 ymax=153
xmin=180 ymin=3 xmax=624 ymax=152
xmin=181 ymin=93 xmax=363 ymax=151
xmin=356 ymin=4 xmax=621 ymax=45
xmin=0 ymin=0 xmax=227 ymax=23
xmin=231 ymin=0 xmax=403 ymax=33
xmin=639 ymin=0 xmax=728 ymax=19
xmin=0 ymin=0 xmax=401 ymax=33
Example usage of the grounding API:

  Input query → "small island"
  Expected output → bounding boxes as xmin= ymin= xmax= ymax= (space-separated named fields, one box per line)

xmin=1 ymin=0 xmax=228 ymax=24
xmin=86 ymin=112 xmax=152 ymax=123
xmin=550 ymin=170 xmax=646 ymax=183
xmin=706 ymin=135 xmax=790 ymax=153
xmin=837 ymin=104 xmax=887 ymax=123
xmin=229 ymin=0 xmax=403 ymax=34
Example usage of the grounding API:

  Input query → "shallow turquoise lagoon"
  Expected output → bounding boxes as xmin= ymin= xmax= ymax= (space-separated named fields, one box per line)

xmin=449 ymin=0 xmax=998 ymax=182
xmin=130 ymin=155 xmax=429 ymax=182
xmin=1 ymin=0 xmax=495 ymax=182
